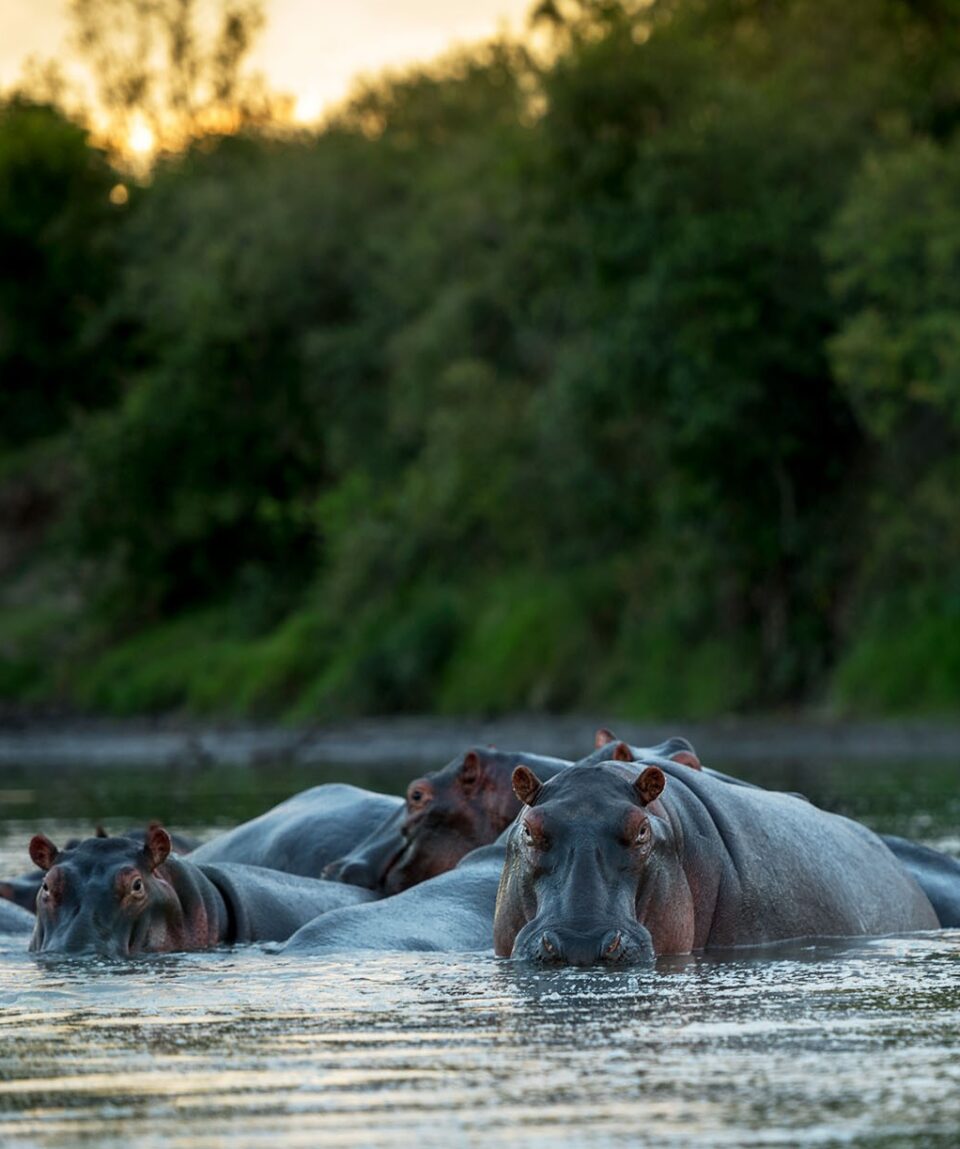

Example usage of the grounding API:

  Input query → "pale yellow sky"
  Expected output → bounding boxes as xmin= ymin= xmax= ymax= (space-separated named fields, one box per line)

xmin=0 ymin=0 xmax=535 ymax=117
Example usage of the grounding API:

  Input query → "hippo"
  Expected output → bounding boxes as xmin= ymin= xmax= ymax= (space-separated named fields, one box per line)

xmin=323 ymin=748 xmax=569 ymax=892
xmin=0 ymin=870 xmax=48 ymax=913
xmin=286 ymin=839 xmax=507 ymax=954
xmin=188 ymin=783 xmax=401 ymax=876
xmin=28 ymin=825 xmax=374 ymax=956
xmin=593 ymin=729 xmax=960 ymax=928
xmin=0 ymin=898 xmax=34 ymax=934
xmin=493 ymin=747 xmax=940 ymax=966
xmin=0 ymin=824 xmax=202 ymax=914
xmin=323 ymin=739 xmax=699 ymax=894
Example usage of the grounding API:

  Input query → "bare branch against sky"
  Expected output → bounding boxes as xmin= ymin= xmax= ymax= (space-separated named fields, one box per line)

xmin=0 ymin=0 xmax=533 ymax=128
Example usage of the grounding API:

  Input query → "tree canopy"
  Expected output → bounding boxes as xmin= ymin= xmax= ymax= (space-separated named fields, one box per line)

xmin=3 ymin=0 xmax=960 ymax=717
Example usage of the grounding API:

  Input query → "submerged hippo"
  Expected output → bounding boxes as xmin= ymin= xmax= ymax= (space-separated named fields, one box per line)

xmin=28 ymin=826 xmax=373 ymax=956
xmin=323 ymin=738 xmax=699 ymax=894
xmin=494 ymin=747 xmax=940 ymax=966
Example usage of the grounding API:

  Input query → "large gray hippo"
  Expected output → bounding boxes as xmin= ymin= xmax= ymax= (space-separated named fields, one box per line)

xmin=493 ymin=749 xmax=941 ymax=966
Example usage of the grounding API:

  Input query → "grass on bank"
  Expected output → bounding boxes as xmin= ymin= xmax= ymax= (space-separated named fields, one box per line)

xmin=4 ymin=573 xmax=960 ymax=720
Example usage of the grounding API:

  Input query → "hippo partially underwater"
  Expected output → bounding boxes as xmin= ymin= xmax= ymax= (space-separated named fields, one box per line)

xmin=494 ymin=747 xmax=942 ymax=965
xmin=27 ymin=826 xmax=371 ymax=956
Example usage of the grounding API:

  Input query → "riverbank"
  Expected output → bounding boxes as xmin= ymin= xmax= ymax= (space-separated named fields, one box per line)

xmin=3 ymin=713 xmax=960 ymax=770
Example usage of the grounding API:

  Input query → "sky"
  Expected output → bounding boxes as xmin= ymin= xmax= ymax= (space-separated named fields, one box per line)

xmin=0 ymin=0 xmax=535 ymax=121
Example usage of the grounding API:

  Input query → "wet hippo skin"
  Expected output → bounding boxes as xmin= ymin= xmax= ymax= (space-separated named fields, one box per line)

xmin=28 ymin=827 xmax=374 ymax=955
xmin=188 ymin=784 xmax=401 ymax=876
xmin=284 ymin=743 xmax=706 ymax=956
xmin=0 ymin=898 xmax=34 ymax=934
xmin=284 ymin=838 xmax=507 ymax=954
xmin=493 ymin=749 xmax=940 ymax=966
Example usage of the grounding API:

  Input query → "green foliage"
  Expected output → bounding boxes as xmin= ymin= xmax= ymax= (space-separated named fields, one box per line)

xmin=437 ymin=573 xmax=605 ymax=714
xmin=834 ymin=602 xmax=960 ymax=715
xmin=826 ymin=137 xmax=960 ymax=441
xmin=7 ymin=0 xmax=960 ymax=718
xmin=69 ymin=134 xmax=388 ymax=617
xmin=0 ymin=99 xmax=121 ymax=447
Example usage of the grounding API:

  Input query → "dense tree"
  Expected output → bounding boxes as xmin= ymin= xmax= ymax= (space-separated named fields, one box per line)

xmin=0 ymin=99 xmax=121 ymax=448
xmin=5 ymin=0 xmax=960 ymax=716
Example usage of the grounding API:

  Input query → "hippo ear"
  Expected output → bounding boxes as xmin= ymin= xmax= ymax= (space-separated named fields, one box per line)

xmin=634 ymin=766 xmax=665 ymax=807
xmin=670 ymin=749 xmax=701 ymax=771
xmin=143 ymin=824 xmax=172 ymax=870
xmin=460 ymin=750 xmax=482 ymax=789
xmin=95 ymin=825 xmax=109 ymax=838
xmin=29 ymin=834 xmax=59 ymax=872
xmin=512 ymin=765 xmax=543 ymax=807
xmin=594 ymin=727 xmax=617 ymax=749
xmin=612 ymin=741 xmax=634 ymax=763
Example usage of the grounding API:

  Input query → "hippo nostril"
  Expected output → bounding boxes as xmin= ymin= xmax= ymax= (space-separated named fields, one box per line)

xmin=601 ymin=930 xmax=622 ymax=959
xmin=538 ymin=931 xmax=562 ymax=962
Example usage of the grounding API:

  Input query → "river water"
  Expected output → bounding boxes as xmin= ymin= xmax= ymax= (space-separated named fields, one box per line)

xmin=0 ymin=758 xmax=958 ymax=1148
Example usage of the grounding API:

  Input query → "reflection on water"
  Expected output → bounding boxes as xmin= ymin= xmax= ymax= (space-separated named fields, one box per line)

xmin=0 ymin=760 xmax=958 ymax=1147
xmin=2 ymin=936 xmax=959 ymax=1147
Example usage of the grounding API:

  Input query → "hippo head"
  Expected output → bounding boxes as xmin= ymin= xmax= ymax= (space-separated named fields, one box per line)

xmin=382 ymin=748 xmax=517 ymax=895
xmin=586 ymin=728 xmax=702 ymax=771
xmin=494 ymin=749 xmax=669 ymax=967
xmin=28 ymin=826 xmax=183 ymax=956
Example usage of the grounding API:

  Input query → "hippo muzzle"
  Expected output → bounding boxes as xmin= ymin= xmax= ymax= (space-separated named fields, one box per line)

xmin=31 ymin=905 xmax=135 ymax=957
xmin=512 ymin=919 xmax=655 ymax=967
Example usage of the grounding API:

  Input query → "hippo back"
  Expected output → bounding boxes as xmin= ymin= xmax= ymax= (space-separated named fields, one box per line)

xmin=283 ymin=841 xmax=506 ymax=954
xmin=655 ymin=762 xmax=940 ymax=946
xmin=197 ymin=863 xmax=376 ymax=943
xmin=189 ymin=784 xmax=402 ymax=876
xmin=0 ymin=898 xmax=34 ymax=935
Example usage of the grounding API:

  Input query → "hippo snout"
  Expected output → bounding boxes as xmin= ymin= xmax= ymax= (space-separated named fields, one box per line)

xmin=516 ymin=923 xmax=654 ymax=967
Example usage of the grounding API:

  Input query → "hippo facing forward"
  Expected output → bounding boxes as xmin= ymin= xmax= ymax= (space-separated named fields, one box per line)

xmin=29 ymin=826 xmax=372 ymax=956
xmin=494 ymin=749 xmax=940 ymax=966
xmin=1 ymin=825 xmax=201 ymax=915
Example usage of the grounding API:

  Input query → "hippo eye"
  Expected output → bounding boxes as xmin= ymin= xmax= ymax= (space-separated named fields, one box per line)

xmin=633 ymin=822 xmax=651 ymax=846
xmin=131 ymin=878 xmax=144 ymax=894
xmin=521 ymin=823 xmax=547 ymax=850
xmin=40 ymin=881 xmax=49 ymax=897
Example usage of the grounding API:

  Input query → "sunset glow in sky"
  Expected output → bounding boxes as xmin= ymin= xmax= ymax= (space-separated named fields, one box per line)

xmin=0 ymin=0 xmax=535 ymax=121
